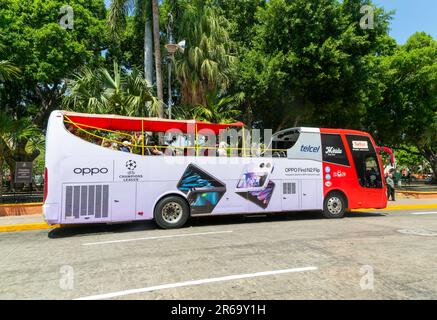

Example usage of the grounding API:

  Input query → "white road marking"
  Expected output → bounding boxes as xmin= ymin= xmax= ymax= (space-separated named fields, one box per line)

xmin=410 ymin=211 xmax=437 ymax=215
xmin=76 ymin=266 xmax=318 ymax=300
xmin=82 ymin=230 xmax=233 ymax=246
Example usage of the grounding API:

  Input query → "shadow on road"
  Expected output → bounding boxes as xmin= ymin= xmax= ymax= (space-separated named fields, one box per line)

xmin=48 ymin=221 xmax=156 ymax=239
xmin=48 ymin=210 xmax=386 ymax=239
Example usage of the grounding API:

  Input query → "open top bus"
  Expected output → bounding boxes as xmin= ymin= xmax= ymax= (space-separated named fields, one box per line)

xmin=43 ymin=110 xmax=391 ymax=229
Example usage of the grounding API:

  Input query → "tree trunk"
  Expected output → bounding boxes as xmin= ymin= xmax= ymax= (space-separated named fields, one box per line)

xmin=151 ymin=0 xmax=164 ymax=118
xmin=144 ymin=0 xmax=154 ymax=85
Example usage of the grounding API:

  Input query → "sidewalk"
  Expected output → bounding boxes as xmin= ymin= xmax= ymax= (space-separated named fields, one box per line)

xmin=0 ymin=197 xmax=436 ymax=233
xmin=0 ymin=214 xmax=56 ymax=232
xmin=387 ymin=198 xmax=437 ymax=205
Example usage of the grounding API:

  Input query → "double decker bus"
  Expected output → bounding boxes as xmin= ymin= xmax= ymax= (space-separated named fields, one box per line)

xmin=43 ymin=111 xmax=392 ymax=229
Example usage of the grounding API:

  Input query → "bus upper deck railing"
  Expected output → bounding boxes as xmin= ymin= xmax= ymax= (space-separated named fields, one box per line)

xmin=63 ymin=116 xmax=288 ymax=157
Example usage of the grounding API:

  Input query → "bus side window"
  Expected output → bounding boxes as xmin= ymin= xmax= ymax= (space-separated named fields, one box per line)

xmin=364 ymin=155 xmax=382 ymax=188
xmin=321 ymin=133 xmax=349 ymax=166
xmin=346 ymin=135 xmax=382 ymax=189
xmin=270 ymin=130 xmax=300 ymax=157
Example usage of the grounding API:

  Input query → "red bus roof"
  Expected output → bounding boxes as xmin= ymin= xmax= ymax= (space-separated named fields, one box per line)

xmin=319 ymin=128 xmax=372 ymax=136
xmin=62 ymin=111 xmax=245 ymax=134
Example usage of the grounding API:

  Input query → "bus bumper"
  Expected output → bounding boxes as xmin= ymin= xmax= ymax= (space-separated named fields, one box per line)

xmin=42 ymin=203 xmax=60 ymax=225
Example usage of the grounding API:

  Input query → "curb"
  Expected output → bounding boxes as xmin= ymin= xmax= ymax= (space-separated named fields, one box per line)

xmin=0 ymin=203 xmax=43 ymax=217
xmin=397 ymin=191 xmax=437 ymax=194
xmin=1 ymin=204 xmax=436 ymax=233
xmin=0 ymin=202 xmax=43 ymax=207
xmin=355 ymin=203 xmax=437 ymax=212
xmin=0 ymin=223 xmax=59 ymax=233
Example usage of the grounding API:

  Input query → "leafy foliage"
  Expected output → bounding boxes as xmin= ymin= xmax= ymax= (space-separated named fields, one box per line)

xmin=367 ymin=32 xmax=437 ymax=181
xmin=174 ymin=92 xmax=243 ymax=123
xmin=63 ymin=61 xmax=160 ymax=116
xmin=167 ymin=1 xmax=236 ymax=105
xmin=0 ymin=0 xmax=436 ymax=185
xmin=0 ymin=0 xmax=108 ymax=178
xmin=236 ymin=0 xmax=395 ymax=130
xmin=0 ymin=60 xmax=21 ymax=82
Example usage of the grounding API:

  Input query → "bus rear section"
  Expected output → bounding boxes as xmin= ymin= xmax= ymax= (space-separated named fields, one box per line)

xmin=320 ymin=129 xmax=387 ymax=214
xmin=42 ymin=111 xmax=62 ymax=225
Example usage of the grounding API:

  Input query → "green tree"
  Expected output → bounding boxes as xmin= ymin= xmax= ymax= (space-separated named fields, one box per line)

xmin=367 ymin=32 xmax=437 ymax=182
xmin=0 ymin=41 xmax=21 ymax=82
xmin=63 ymin=61 xmax=160 ymax=116
xmin=214 ymin=0 xmax=266 ymax=49
xmin=0 ymin=114 xmax=43 ymax=192
xmin=167 ymin=0 xmax=236 ymax=106
xmin=107 ymin=0 xmax=155 ymax=90
xmin=0 ymin=0 xmax=108 ymax=179
xmin=0 ymin=61 xmax=21 ymax=82
xmin=175 ymin=92 xmax=243 ymax=123
xmin=236 ymin=0 xmax=394 ymax=130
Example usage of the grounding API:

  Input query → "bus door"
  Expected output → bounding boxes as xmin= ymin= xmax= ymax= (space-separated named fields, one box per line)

xmin=111 ymin=182 xmax=136 ymax=222
xmin=346 ymin=135 xmax=384 ymax=207
xmin=281 ymin=180 xmax=299 ymax=211
xmin=301 ymin=180 xmax=319 ymax=210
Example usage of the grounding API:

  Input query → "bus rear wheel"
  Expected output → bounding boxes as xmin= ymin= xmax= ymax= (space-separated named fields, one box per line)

xmin=322 ymin=192 xmax=346 ymax=218
xmin=154 ymin=196 xmax=190 ymax=229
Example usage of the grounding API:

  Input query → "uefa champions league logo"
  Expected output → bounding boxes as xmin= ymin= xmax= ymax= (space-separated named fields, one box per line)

xmin=119 ymin=160 xmax=143 ymax=182
xmin=126 ymin=160 xmax=137 ymax=171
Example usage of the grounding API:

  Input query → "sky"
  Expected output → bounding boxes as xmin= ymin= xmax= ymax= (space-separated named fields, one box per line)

xmin=103 ymin=0 xmax=436 ymax=44
xmin=374 ymin=0 xmax=437 ymax=44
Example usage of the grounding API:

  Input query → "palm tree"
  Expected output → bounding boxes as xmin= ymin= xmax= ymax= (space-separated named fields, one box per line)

xmin=108 ymin=0 xmax=154 ymax=86
xmin=63 ymin=61 xmax=160 ymax=117
xmin=151 ymin=0 xmax=164 ymax=117
xmin=0 ymin=60 xmax=20 ymax=82
xmin=176 ymin=3 xmax=236 ymax=106
xmin=0 ymin=114 xmax=42 ymax=193
xmin=176 ymin=92 xmax=243 ymax=124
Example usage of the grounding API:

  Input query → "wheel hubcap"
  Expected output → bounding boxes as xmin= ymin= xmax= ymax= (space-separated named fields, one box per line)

xmin=327 ymin=197 xmax=342 ymax=215
xmin=162 ymin=202 xmax=183 ymax=224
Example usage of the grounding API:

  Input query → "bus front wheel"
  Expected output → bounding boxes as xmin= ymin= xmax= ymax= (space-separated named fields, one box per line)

xmin=322 ymin=192 xmax=347 ymax=218
xmin=154 ymin=196 xmax=190 ymax=229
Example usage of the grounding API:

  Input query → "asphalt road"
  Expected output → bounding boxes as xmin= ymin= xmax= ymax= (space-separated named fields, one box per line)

xmin=0 ymin=208 xmax=436 ymax=300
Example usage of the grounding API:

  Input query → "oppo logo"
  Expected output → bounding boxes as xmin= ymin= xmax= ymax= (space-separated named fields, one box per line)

xmin=73 ymin=168 xmax=109 ymax=176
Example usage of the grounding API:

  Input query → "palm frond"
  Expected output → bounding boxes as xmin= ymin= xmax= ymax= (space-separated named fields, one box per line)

xmin=0 ymin=60 xmax=21 ymax=82
xmin=63 ymin=61 xmax=158 ymax=117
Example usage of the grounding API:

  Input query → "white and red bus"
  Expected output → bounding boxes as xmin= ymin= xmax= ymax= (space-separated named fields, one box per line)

xmin=43 ymin=111 xmax=391 ymax=229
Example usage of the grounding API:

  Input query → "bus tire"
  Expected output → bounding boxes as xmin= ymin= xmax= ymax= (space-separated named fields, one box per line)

xmin=154 ymin=196 xmax=190 ymax=229
xmin=322 ymin=192 xmax=346 ymax=218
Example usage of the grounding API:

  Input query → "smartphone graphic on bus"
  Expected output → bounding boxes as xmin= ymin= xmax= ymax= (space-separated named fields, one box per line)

xmin=177 ymin=164 xmax=226 ymax=214
xmin=235 ymin=161 xmax=274 ymax=192
xmin=237 ymin=181 xmax=275 ymax=209
xmin=187 ymin=189 xmax=226 ymax=214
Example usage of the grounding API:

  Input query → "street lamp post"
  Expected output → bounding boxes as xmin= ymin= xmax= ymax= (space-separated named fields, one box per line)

xmin=165 ymin=12 xmax=185 ymax=120
xmin=166 ymin=13 xmax=174 ymax=119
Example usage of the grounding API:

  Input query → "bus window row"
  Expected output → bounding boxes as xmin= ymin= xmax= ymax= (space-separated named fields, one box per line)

xmin=65 ymin=123 xmax=275 ymax=157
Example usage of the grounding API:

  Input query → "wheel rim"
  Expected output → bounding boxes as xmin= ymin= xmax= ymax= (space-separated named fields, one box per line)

xmin=162 ymin=202 xmax=183 ymax=224
xmin=327 ymin=196 xmax=343 ymax=215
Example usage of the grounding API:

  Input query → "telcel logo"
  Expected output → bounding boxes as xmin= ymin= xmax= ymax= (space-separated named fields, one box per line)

xmin=300 ymin=145 xmax=320 ymax=153
xmin=74 ymin=168 xmax=109 ymax=176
